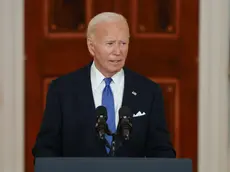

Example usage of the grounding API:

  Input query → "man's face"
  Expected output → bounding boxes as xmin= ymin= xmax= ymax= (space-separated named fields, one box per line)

xmin=88 ymin=20 xmax=130 ymax=77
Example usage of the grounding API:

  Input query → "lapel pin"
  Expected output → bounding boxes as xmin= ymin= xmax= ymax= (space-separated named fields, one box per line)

xmin=132 ymin=91 xmax=137 ymax=96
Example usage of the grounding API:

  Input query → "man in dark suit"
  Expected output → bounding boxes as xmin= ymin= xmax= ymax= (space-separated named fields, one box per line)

xmin=32 ymin=12 xmax=176 ymax=158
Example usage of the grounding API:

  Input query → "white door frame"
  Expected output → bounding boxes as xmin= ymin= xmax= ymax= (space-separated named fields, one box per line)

xmin=0 ymin=0 xmax=25 ymax=171
xmin=198 ymin=0 xmax=230 ymax=171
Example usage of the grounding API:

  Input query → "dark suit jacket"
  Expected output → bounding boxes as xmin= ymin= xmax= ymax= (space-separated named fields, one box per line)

xmin=32 ymin=63 xmax=176 ymax=158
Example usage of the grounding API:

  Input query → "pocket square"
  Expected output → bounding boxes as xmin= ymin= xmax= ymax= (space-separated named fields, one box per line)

xmin=133 ymin=111 xmax=146 ymax=117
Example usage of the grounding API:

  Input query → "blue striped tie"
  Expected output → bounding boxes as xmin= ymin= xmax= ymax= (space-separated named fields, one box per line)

xmin=102 ymin=78 xmax=116 ymax=153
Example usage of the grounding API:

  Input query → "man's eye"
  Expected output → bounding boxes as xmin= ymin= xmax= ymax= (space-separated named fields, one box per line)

xmin=107 ymin=42 xmax=113 ymax=45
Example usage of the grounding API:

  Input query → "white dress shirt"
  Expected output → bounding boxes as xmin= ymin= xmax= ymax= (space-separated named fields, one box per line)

xmin=90 ymin=62 xmax=124 ymax=128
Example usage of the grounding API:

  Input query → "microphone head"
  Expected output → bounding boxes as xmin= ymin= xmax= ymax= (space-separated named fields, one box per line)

xmin=96 ymin=105 xmax=108 ymax=121
xmin=118 ymin=106 xmax=132 ymax=140
xmin=119 ymin=106 xmax=132 ymax=119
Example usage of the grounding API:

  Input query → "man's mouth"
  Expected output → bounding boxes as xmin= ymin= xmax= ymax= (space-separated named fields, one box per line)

xmin=109 ymin=60 xmax=121 ymax=63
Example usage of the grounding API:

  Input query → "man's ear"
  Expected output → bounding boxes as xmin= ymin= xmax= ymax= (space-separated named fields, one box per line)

xmin=87 ymin=37 xmax=95 ymax=57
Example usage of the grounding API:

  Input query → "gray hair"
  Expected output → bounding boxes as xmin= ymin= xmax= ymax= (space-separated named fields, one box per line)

xmin=86 ymin=12 xmax=129 ymax=38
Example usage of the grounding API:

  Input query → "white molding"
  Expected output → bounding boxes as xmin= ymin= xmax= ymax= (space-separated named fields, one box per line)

xmin=0 ymin=0 xmax=24 ymax=171
xmin=199 ymin=0 xmax=230 ymax=172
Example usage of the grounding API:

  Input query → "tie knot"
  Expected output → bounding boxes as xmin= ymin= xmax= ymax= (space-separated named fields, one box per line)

xmin=104 ymin=78 xmax=112 ymax=86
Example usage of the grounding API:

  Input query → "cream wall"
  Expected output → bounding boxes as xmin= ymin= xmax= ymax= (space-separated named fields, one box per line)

xmin=198 ymin=0 xmax=230 ymax=171
xmin=0 ymin=0 xmax=24 ymax=171
xmin=0 ymin=0 xmax=229 ymax=172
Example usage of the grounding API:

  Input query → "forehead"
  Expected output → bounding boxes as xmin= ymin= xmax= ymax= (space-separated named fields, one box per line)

xmin=94 ymin=21 xmax=130 ymax=40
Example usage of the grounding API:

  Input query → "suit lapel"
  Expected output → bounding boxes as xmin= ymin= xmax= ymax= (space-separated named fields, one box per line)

xmin=74 ymin=63 xmax=96 ymax=114
xmin=122 ymin=68 xmax=138 ymax=115
xmin=73 ymin=62 xmax=107 ymax=155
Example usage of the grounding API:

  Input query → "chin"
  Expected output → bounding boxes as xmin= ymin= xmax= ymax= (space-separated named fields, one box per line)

xmin=109 ymin=68 xmax=122 ymax=75
xmin=106 ymin=63 xmax=124 ymax=74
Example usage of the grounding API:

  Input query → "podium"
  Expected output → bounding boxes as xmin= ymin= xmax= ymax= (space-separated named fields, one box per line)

xmin=34 ymin=157 xmax=192 ymax=172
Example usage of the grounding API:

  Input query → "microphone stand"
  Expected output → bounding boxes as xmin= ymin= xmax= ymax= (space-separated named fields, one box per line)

xmin=109 ymin=134 xmax=116 ymax=157
xmin=108 ymin=133 xmax=124 ymax=157
xmin=99 ymin=128 xmax=126 ymax=157
xmin=99 ymin=129 xmax=116 ymax=157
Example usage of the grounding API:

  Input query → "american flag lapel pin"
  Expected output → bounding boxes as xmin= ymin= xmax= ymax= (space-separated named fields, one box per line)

xmin=132 ymin=91 xmax=137 ymax=96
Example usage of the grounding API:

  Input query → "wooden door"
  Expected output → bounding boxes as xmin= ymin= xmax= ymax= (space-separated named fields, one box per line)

xmin=25 ymin=0 xmax=198 ymax=172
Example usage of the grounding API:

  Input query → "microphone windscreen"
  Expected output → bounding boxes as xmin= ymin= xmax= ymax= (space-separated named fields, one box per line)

xmin=119 ymin=106 xmax=132 ymax=118
xmin=96 ymin=105 xmax=108 ymax=120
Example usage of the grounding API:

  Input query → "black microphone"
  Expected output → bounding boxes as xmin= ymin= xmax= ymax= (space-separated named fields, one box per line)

xmin=118 ymin=106 xmax=132 ymax=141
xmin=95 ymin=106 xmax=110 ymax=140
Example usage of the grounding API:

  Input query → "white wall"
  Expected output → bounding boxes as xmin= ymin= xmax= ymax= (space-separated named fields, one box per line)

xmin=0 ymin=0 xmax=24 ymax=172
xmin=0 ymin=0 xmax=229 ymax=172
xmin=198 ymin=0 xmax=230 ymax=172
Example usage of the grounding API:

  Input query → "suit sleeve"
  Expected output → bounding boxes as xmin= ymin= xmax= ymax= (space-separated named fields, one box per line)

xmin=32 ymin=80 xmax=62 ymax=158
xmin=145 ymin=84 xmax=176 ymax=158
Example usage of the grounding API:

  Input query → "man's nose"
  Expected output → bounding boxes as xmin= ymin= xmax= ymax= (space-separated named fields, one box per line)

xmin=113 ymin=43 xmax=121 ymax=55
